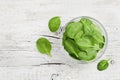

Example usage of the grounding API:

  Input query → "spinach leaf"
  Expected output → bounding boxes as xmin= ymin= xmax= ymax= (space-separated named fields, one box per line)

xmin=92 ymin=44 xmax=100 ymax=51
xmin=86 ymin=35 xmax=102 ymax=50
xmin=93 ymin=31 xmax=104 ymax=43
xmin=74 ymin=31 xmax=83 ymax=40
xmin=48 ymin=16 xmax=61 ymax=32
xmin=66 ymin=22 xmax=83 ymax=39
xmin=75 ymin=35 xmax=93 ymax=48
xmin=84 ymin=24 xmax=94 ymax=35
xmin=92 ymin=24 xmax=104 ymax=43
xmin=80 ymin=18 xmax=94 ymax=35
xmin=78 ymin=51 xmax=88 ymax=60
xmin=92 ymin=24 xmax=101 ymax=33
xmin=80 ymin=18 xmax=92 ymax=25
xmin=36 ymin=38 xmax=52 ymax=56
xmin=69 ymin=53 xmax=81 ymax=60
xmin=78 ymin=48 xmax=97 ymax=61
xmin=63 ymin=38 xmax=80 ymax=58
xmin=99 ymin=36 xmax=105 ymax=48
xmin=97 ymin=60 xmax=109 ymax=71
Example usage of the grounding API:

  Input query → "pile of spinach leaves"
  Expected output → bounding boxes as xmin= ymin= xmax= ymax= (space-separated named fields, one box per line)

xmin=62 ymin=18 xmax=105 ymax=61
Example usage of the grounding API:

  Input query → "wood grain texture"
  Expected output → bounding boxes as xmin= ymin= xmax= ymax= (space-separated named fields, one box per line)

xmin=0 ymin=0 xmax=120 ymax=80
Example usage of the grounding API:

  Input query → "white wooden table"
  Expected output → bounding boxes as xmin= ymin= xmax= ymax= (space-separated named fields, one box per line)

xmin=0 ymin=0 xmax=120 ymax=80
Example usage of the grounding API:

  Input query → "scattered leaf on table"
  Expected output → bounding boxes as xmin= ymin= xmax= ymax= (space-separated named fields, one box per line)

xmin=36 ymin=38 xmax=52 ymax=56
xmin=48 ymin=16 xmax=61 ymax=32
xmin=97 ymin=60 xmax=109 ymax=71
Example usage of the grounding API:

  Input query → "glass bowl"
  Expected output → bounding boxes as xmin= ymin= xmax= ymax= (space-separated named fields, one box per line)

xmin=60 ymin=16 xmax=108 ymax=64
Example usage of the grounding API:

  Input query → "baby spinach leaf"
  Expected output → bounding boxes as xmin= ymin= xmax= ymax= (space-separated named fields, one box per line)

xmin=92 ymin=24 xmax=104 ymax=43
xmin=69 ymin=53 xmax=81 ymax=60
xmin=78 ymin=47 xmax=88 ymax=51
xmin=84 ymin=24 xmax=94 ymax=35
xmin=92 ymin=44 xmax=100 ymax=51
xmin=65 ymin=21 xmax=75 ymax=30
xmin=48 ymin=16 xmax=61 ymax=32
xmin=78 ymin=51 xmax=88 ymax=60
xmin=97 ymin=60 xmax=109 ymax=71
xmin=80 ymin=18 xmax=94 ymax=35
xmin=89 ymin=36 xmax=99 ymax=45
xmin=93 ymin=31 xmax=104 ymax=43
xmin=78 ymin=48 xmax=97 ymax=61
xmin=74 ymin=31 xmax=83 ymax=41
xmin=80 ymin=18 xmax=92 ymax=25
xmin=87 ymin=35 xmax=102 ymax=50
xmin=92 ymin=24 xmax=101 ymax=33
xmin=75 ymin=35 xmax=93 ymax=48
xmin=36 ymin=38 xmax=52 ymax=56
xmin=66 ymin=22 xmax=83 ymax=39
xmin=63 ymin=38 xmax=80 ymax=58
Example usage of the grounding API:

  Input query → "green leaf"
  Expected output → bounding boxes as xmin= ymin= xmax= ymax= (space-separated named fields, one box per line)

xmin=77 ymin=35 xmax=93 ymax=51
xmin=63 ymin=38 xmax=80 ymax=58
xmin=80 ymin=18 xmax=94 ymax=35
xmin=91 ymin=44 xmax=100 ymax=51
xmin=78 ymin=48 xmax=97 ymax=61
xmin=65 ymin=21 xmax=75 ymax=30
xmin=92 ymin=24 xmax=104 ymax=43
xmin=75 ymin=35 xmax=93 ymax=48
xmin=74 ymin=31 xmax=84 ymax=40
xmin=36 ymin=38 xmax=52 ymax=56
xmin=80 ymin=18 xmax=92 ymax=25
xmin=92 ymin=24 xmax=102 ymax=33
xmin=66 ymin=22 xmax=83 ymax=39
xmin=86 ymin=35 xmax=103 ymax=50
xmin=78 ymin=51 xmax=88 ymax=60
xmin=48 ymin=16 xmax=61 ymax=32
xmin=93 ymin=31 xmax=104 ymax=43
xmin=97 ymin=60 xmax=109 ymax=71
xmin=69 ymin=53 xmax=81 ymax=60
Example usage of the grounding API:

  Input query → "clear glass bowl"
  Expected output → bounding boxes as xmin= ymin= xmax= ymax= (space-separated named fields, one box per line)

xmin=60 ymin=16 xmax=108 ymax=64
